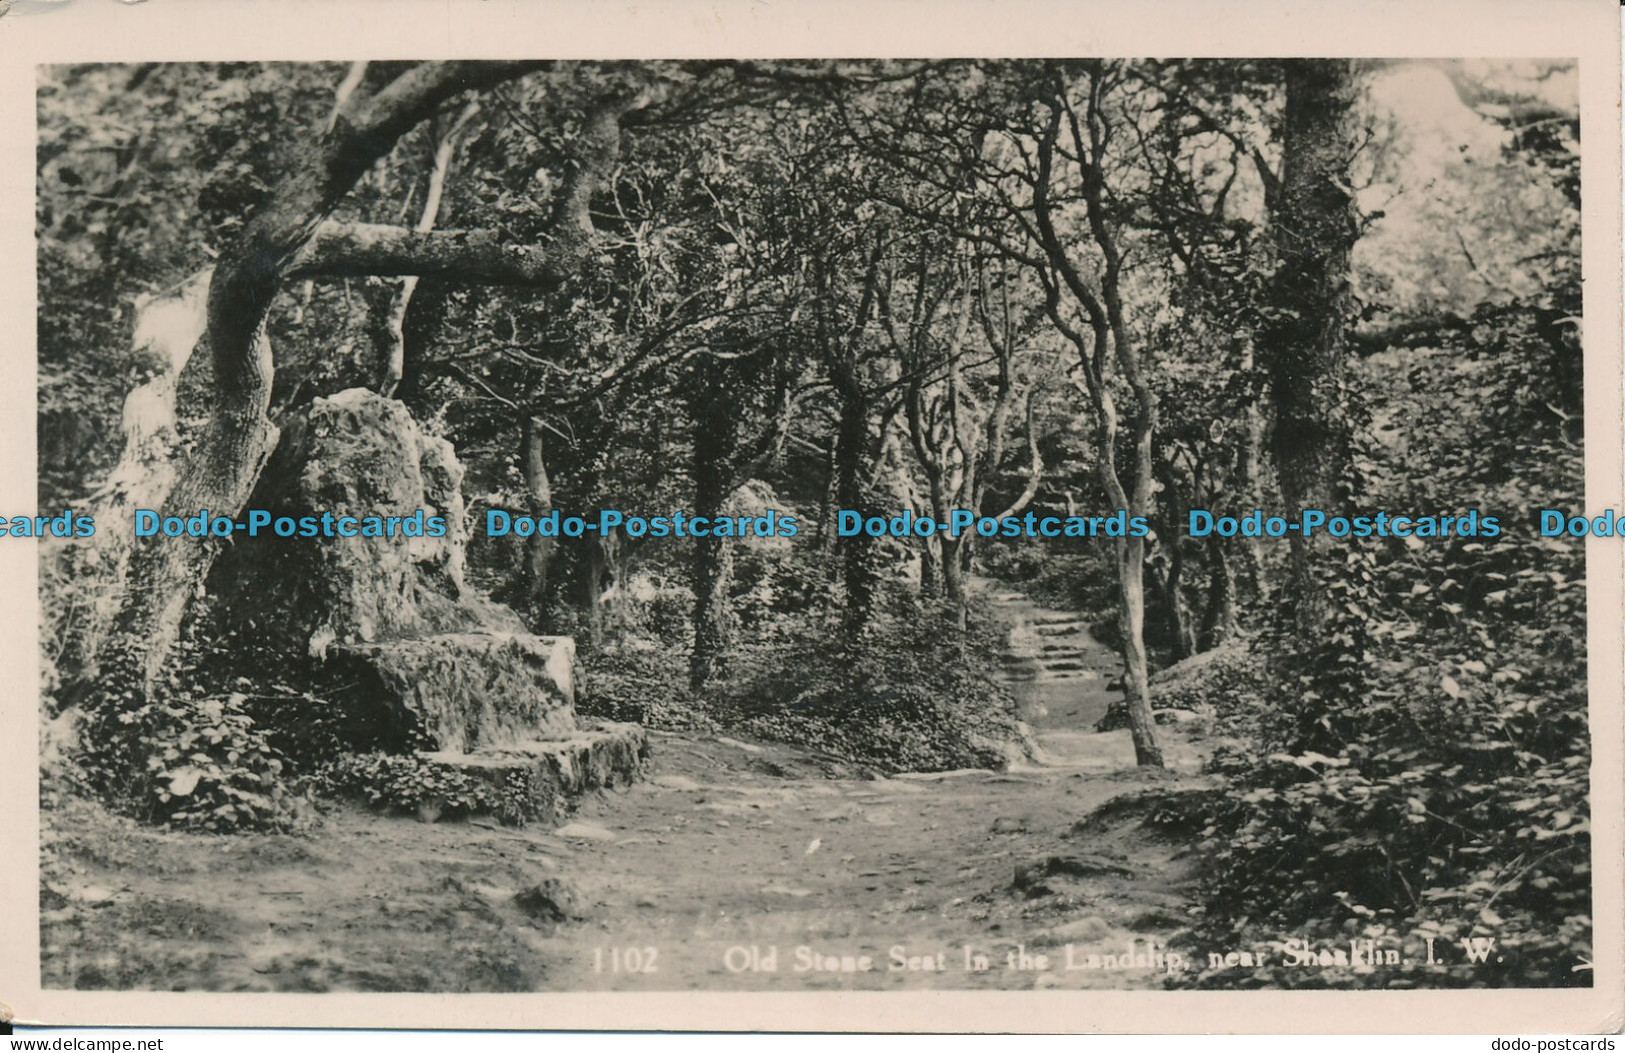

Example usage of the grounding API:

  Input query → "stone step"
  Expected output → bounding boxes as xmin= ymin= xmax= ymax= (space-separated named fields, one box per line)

xmin=333 ymin=632 xmax=578 ymax=753
xmin=1032 ymin=614 xmax=1084 ymax=626
xmin=416 ymin=721 xmax=649 ymax=825
xmin=1033 ymin=669 xmax=1105 ymax=683
xmin=1005 ymin=659 xmax=1098 ymax=674
xmin=1034 ymin=623 xmax=1086 ymax=637
xmin=1002 ymin=668 xmax=1105 ymax=684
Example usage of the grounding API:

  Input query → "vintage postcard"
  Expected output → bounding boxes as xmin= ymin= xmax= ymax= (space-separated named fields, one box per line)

xmin=0 ymin=0 xmax=1620 ymax=1035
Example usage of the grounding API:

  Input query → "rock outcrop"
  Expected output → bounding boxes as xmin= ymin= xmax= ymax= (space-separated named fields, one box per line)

xmin=214 ymin=388 xmax=646 ymax=818
xmin=217 ymin=389 xmax=490 ymax=653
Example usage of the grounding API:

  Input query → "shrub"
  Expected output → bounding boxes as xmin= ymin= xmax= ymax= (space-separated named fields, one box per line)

xmin=719 ymin=590 xmax=1024 ymax=773
xmin=99 ymin=691 xmax=297 ymax=832
xmin=578 ymin=639 xmax=715 ymax=730
xmin=72 ymin=598 xmax=359 ymax=832
xmin=1095 ymin=637 xmax=1267 ymax=731
xmin=319 ymin=752 xmax=556 ymax=826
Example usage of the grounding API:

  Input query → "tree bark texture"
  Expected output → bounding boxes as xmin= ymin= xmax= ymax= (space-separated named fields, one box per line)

xmin=688 ymin=364 xmax=737 ymax=691
xmin=1259 ymin=59 xmax=1363 ymax=609
xmin=834 ymin=388 xmax=879 ymax=636
xmin=64 ymin=269 xmax=212 ymax=690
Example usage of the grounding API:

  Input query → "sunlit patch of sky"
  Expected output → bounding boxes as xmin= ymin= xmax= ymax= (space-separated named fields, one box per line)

xmin=1365 ymin=62 xmax=1510 ymax=180
xmin=1355 ymin=59 xmax=1577 ymax=316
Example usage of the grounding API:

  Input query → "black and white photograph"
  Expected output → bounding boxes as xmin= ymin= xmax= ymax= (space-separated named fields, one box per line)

xmin=3 ymin=0 xmax=1622 ymax=1036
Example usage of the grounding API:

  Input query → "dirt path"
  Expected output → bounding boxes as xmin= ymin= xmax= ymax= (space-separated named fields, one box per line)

xmin=42 ymin=585 xmax=1212 ymax=993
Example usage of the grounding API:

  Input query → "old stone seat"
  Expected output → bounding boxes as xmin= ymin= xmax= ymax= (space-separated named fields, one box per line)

xmin=214 ymin=387 xmax=648 ymax=821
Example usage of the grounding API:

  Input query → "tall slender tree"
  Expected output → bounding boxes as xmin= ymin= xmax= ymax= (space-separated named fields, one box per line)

xmin=1256 ymin=59 xmax=1364 ymax=621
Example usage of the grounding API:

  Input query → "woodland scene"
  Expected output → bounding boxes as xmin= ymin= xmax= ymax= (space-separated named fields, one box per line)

xmin=35 ymin=58 xmax=1589 ymax=992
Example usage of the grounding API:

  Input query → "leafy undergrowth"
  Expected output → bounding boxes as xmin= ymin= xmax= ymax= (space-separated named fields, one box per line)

xmin=1057 ymin=546 xmax=1591 ymax=988
xmin=317 ymin=753 xmax=559 ymax=827
xmin=1095 ymin=638 xmax=1268 ymax=731
xmin=68 ymin=602 xmax=383 ymax=834
xmin=1122 ymin=294 xmax=1595 ymax=990
xmin=580 ymin=589 xmax=1023 ymax=775
xmin=1150 ymin=535 xmax=1587 ymax=982
xmin=1169 ymin=748 xmax=1590 ymax=990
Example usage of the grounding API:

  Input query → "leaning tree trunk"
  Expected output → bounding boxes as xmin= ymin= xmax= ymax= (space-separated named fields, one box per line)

xmin=101 ymin=320 xmax=281 ymax=705
xmin=1117 ymin=532 xmax=1160 ymax=755
xmin=1106 ymin=408 xmax=1166 ymax=770
xmin=1260 ymin=59 xmax=1363 ymax=626
xmin=63 ymin=268 xmax=211 ymax=692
